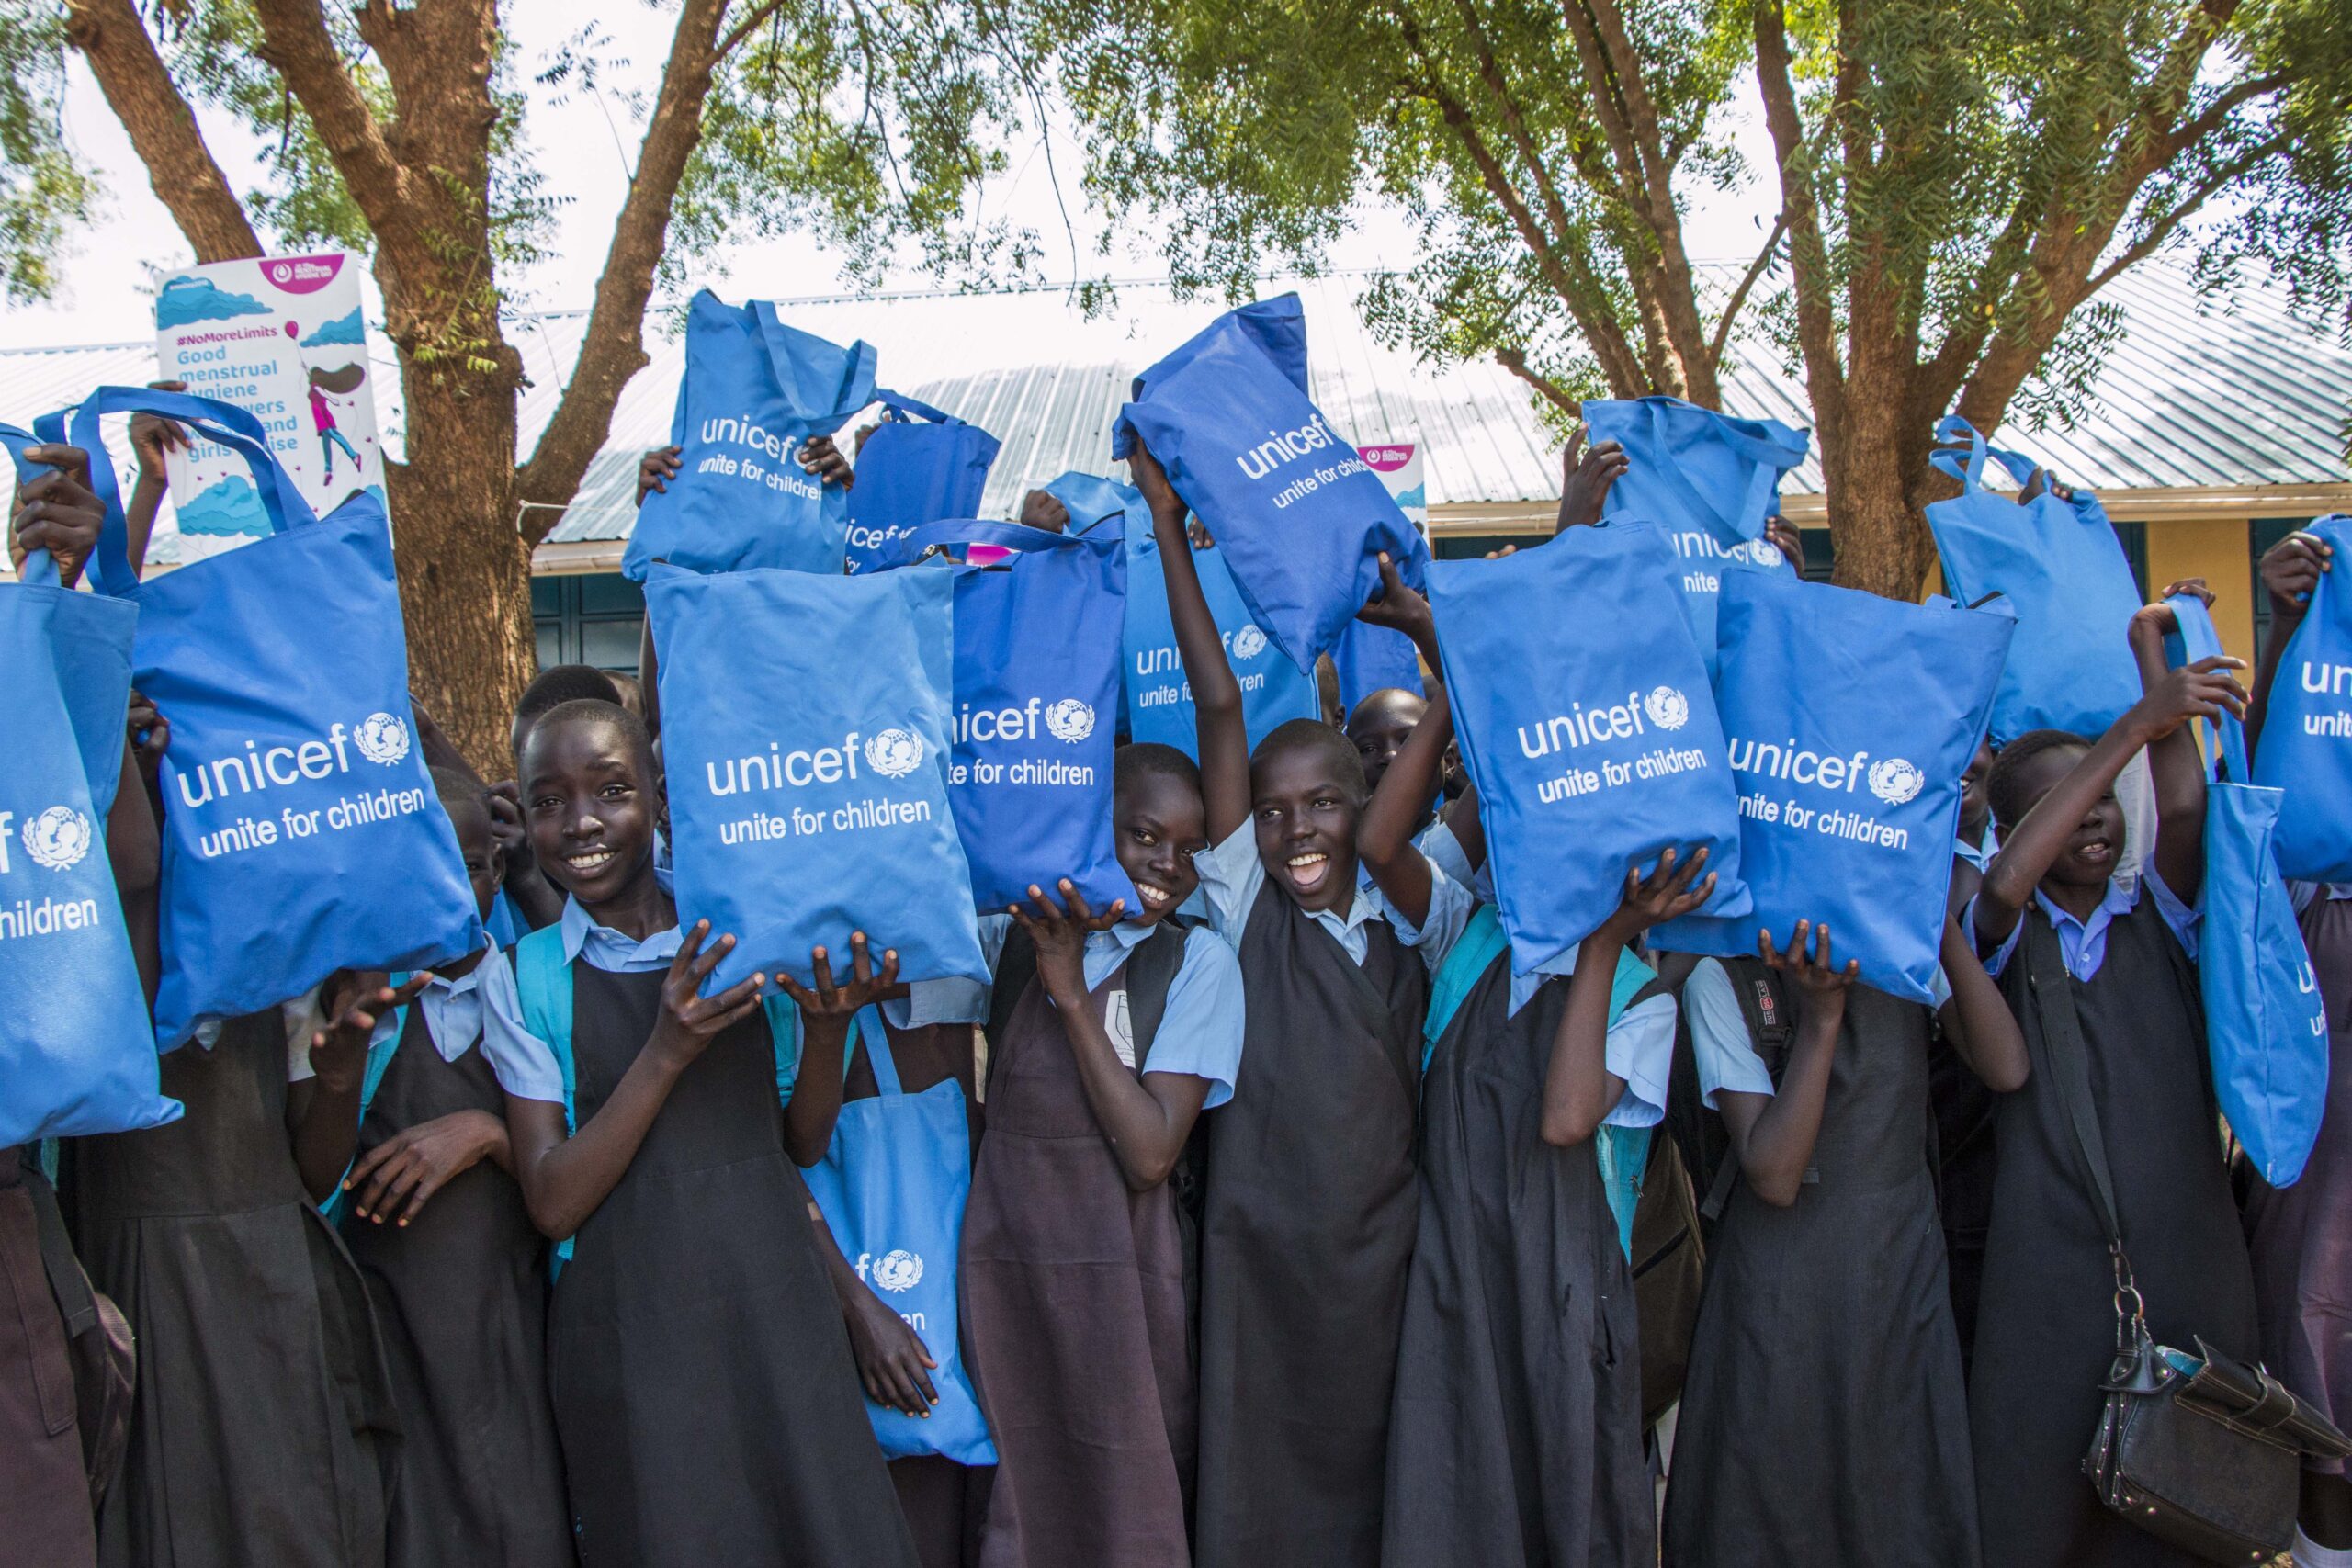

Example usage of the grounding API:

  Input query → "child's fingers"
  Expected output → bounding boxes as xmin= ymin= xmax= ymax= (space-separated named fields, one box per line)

xmin=876 ymin=948 xmax=901 ymax=990
xmin=701 ymin=978 xmax=769 ymax=1033
xmin=771 ymin=974 xmax=818 ymax=1010
xmin=1025 ymin=885 xmax=1069 ymax=924
xmin=847 ymin=932 xmax=873 ymax=991
xmin=346 ymin=1137 xmax=399 ymax=1188
xmin=397 ymin=1168 xmax=448 ymax=1225
xmin=1061 ymin=880 xmax=1096 ymax=926
xmin=1812 ymin=923 xmax=1832 ymax=973
xmin=687 ymin=931 xmax=737 ymax=983
xmin=670 ymin=920 xmax=709 ymax=976
xmin=808 ymin=944 xmax=838 ymax=1001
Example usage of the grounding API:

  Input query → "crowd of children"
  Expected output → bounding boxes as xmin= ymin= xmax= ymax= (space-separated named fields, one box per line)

xmin=3 ymin=387 xmax=2348 ymax=1568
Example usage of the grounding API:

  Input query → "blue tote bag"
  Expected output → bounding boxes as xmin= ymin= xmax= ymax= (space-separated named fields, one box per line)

xmin=61 ymin=387 xmax=481 ymax=1048
xmin=1333 ymin=618 xmax=1426 ymax=715
xmin=881 ymin=520 xmax=1130 ymax=915
xmin=1653 ymin=571 xmax=2012 ymax=1003
xmin=1046 ymin=469 xmax=1318 ymax=754
xmin=1429 ymin=524 xmax=1750 ymax=976
xmin=1587 ymin=396 xmax=1808 ymax=673
xmin=2171 ymin=595 xmax=2329 ymax=1185
xmin=625 ymin=291 xmax=877 ymax=581
xmin=647 ymin=560 xmax=986 ymax=994
xmin=1114 ymin=295 xmax=1430 ymax=670
xmin=843 ymin=391 xmax=1001 ymax=575
xmin=1925 ymin=417 xmax=2143 ymax=743
xmin=802 ymin=1009 xmax=996 ymax=1464
xmin=0 ymin=431 xmax=177 ymax=1143
xmin=2253 ymin=514 xmax=2352 ymax=882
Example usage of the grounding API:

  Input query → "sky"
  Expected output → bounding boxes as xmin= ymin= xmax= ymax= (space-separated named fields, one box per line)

xmin=0 ymin=0 xmax=1784 ymax=352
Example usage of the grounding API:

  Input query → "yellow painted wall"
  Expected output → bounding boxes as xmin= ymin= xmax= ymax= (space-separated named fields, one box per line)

xmin=2146 ymin=517 xmax=2256 ymax=660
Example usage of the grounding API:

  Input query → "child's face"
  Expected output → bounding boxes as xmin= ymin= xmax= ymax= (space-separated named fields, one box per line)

xmin=2013 ymin=744 xmax=2121 ymax=892
xmin=1959 ymin=739 xmax=1994 ymax=829
xmin=1114 ymin=771 xmax=1206 ymax=925
xmin=521 ymin=717 xmax=660 ymax=909
xmin=1346 ymin=690 xmax=1427 ymax=794
xmin=1251 ymin=746 xmax=1362 ymax=913
xmin=448 ymin=801 xmax=504 ymax=921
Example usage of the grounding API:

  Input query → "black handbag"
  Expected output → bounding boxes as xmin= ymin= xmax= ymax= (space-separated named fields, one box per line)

xmin=2024 ymin=920 xmax=2352 ymax=1564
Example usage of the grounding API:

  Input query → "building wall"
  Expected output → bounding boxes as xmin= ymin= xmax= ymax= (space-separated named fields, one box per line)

xmin=2146 ymin=517 xmax=2257 ymax=660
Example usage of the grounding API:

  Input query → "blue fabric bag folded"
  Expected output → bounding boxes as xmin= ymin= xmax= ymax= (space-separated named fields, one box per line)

xmin=1925 ymin=416 xmax=2143 ymax=743
xmin=2253 ymin=514 xmax=2352 ymax=882
xmin=1114 ymin=294 xmax=1429 ymax=670
xmin=879 ymin=519 xmax=1130 ymax=915
xmin=2170 ymin=595 xmax=2329 ymax=1185
xmin=1586 ymin=396 xmax=1809 ymax=674
xmin=647 ymin=560 xmax=985 ymax=994
xmin=1333 ymin=619 xmax=1426 ymax=715
xmin=802 ymin=1009 xmax=997 ymax=1464
xmin=1653 ymin=571 xmax=2013 ymax=1003
xmin=625 ymin=290 xmax=877 ymax=581
xmin=1429 ymin=523 xmax=1750 ymax=975
xmin=1046 ymin=470 xmax=1320 ymax=756
xmin=57 ymin=388 xmax=481 ymax=1048
xmin=0 ymin=429 xmax=177 ymax=1142
xmin=843 ymin=390 xmax=1001 ymax=575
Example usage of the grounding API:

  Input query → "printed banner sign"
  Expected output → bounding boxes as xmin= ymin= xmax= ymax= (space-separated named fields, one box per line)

xmin=153 ymin=252 xmax=382 ymax=561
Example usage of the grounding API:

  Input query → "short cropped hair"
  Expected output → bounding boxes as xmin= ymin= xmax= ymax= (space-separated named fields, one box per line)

xmin=1985 ymin=728 xmax=2095 ymax=832
xmin=516 ymin=665 xmax=623 ymax=732
xmin=526 ymin=698 xmax=657 ymax=785
xmin=1252 ymin=716 xmax=1370 ymax=805
xmin=1115 ymin=741 xmax=1201 ymax=799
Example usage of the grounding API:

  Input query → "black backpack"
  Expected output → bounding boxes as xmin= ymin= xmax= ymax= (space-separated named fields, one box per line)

xmin=1661 ymin=954 xmax=1810 ymax=1238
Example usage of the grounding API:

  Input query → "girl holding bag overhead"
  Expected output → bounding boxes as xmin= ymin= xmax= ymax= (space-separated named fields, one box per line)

xmin=480 ymin=697 xmax=919 ymax=1568
xmin=1132 ymin=440 xmax=1428 ymax=1568
xmin=1965 ymin=586 xmax=2263 ymax=1568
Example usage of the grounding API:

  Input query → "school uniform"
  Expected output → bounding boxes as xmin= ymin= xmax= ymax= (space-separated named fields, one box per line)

xmin=1190 ymin=825 xmax=1429 ymax=1568
xmin=478 ymin=897 xmax=919 ymax=1568
xmin=1966 ymin=876 xmax=2259 ymax=1568
xmin=69 ymin=1003 xmax=401 ymax=1568
xmin=960 ymin=914 xmax=1244 ymax=1568
xmin=1661 ymin=963 xmax=1977 ymax=1568
xmin=1381 ymin=868 xmax=1674 ymax=1568
xmin=1 ymin=1145 xmax=95 ymax=1568
xmin=2245 ymin=885 xmax=2352 ymax=1478
xmin=336 ymin=945 xmax=572 ymax=1568
xmin=1931 ymin=828 xmax=2001 ymax=1375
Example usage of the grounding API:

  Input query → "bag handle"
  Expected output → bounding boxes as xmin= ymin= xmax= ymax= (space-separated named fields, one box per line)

xmin=880 ymin=516 xmax=1108 ymax=570
xmin=745 ymin=301 xmax=877 ymax=426
xmin=873 ymin=389 xmax=964 ymax=428
xmin=1928 ymin=416 xmax=1994 ymax=491
xmin=2164 ymin=593 xmax=2251 ymax=784
xmin=1640 ymin=397 xmax=1804 ymax=543
xmin=846 ymin=1004 xmax=903 ymax=1098
xmin=44 ymin=387 xmax=317 ymax=598
xmin=0 ymin=423 xmax=63 ymax=589
xmin=2021 ymin=914 xmax=2149 ymax=1347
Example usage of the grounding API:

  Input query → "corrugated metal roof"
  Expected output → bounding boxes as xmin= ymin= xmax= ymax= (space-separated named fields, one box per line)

xmin=4 ymin=260 xmax=2345 ymax=556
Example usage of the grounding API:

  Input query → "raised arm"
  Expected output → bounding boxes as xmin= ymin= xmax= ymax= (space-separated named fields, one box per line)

xmin=1356 ymin=556 xmax=1447 ymax=929
xmin=506 ymin=923 xmax=765 ymax=1239
xmin=1546 ymin=847 xmax=1712 ymax=1147
xmin=1934 ymin=915 xmax=2028 ymax=1092
xmin=1015 ymin=882 xmax=1214 ymax=1191
xmin=775 ymin=935 xmax=900 ymax=1168
xmin=2132 ymin=586 xmax=2234 ymax=903
xmin=1713 ymin=921 xmax=1855 ymax=1206
xmin=2248 ymin=530 xmax=2331 ymax=758
xmin=291 ymin=972 xmax=430 ymax=1204
xmin=1128 ymin=440 xmax=1250 ymax=840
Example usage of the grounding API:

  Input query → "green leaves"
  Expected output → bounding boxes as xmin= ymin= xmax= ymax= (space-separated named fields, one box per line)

xmin=0 ymin=2 xmax=100 ymax=303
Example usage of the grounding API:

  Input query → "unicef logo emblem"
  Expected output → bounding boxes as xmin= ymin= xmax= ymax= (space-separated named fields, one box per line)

xmin=1230 ymin=624 xmax=1268 ymax=661
xmin=865 ymin=728 xmax=925 ymax=779
xmin=873 ymin=1250 xmax=924 ymax=1293
xmin=22 ymin=807 xmax=92 ymax=871
xmin=1643 ymin=686 xmax=1690 ymax=731
xmin=353 ymin=712 xmax=411 ymax=766
xmin=1044 ymin=698 xmax=1096 ymax=744
xmin=1868 ymin=757 xmax=1926 ymax=806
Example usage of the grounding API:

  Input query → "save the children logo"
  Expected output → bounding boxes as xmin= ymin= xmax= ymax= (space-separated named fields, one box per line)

xmin=22 ymin=807 xmax=92 ymax=871
xmin=1044 ymin=699 xmax=1096 ymax=743
xmin=353 ymin=711 xmax=411 ymax=765
xmin=1867 ymin=758 xmax=1927 ymax=806
xmin=1231 ymin=625 xmax=1269 ymax=660
xmin=1644 ymin=686 xmax=1691 ymax=731
xmin=865 ymin=728 xmax=926 ymax=779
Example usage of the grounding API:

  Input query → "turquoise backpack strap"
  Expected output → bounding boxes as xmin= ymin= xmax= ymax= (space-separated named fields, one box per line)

xmin=763 ymin=994 xmax=801 ymax=1106
xmin=1595 ymin=946 xmax=1663 ymax=1262
xmin=1423 ymin=904 xmax=1511 ymax=1071
xmin=320 ymin=980 xmax=412 ymax=1223
xmin=513 ymin=926 xmax=577 ymax=1277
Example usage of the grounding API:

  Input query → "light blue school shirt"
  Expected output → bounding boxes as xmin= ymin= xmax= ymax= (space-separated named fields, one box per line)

xmin=1683 ymin=956 xmax=1951 ymax=1106
xmin=479 ymin=887 xmax=684 ymax=1105
xmin=1969 ymin=871 xmax=2199 ymax=984
xmin=1196 ymin=822 xmax=1410 ymax=968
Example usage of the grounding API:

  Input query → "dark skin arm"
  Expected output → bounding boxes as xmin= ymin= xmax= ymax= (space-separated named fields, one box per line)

xmin=2132 ymin=581 xmax=2223 ymax=901
xmin=1356 ymin=557 xmax=1450 ymax=930
xmin=345 ymin=1108 xmax=511 ymax=1227
xmin=1129 ymin=439 xmax=1250 ymax=840
xmin=633 ymin=447 xmax=682 ymax=741
xmin=1975 ymin=655 xmax=2245 ymax=949
xmin=1013 ymin=882 xmax=1215 ymax=1191
xmin=1547 ymin=847 xmax=1713 ymax=1145
xmin=505 ymin=922 xmax=767 ymax=1239
xmin=1018 ymin=489 xmax=1070 ymax=534
xmin=1936 ymin=915 xmax=2029 ymax=1092
xmin=776 ymin=934 xmax=901 ymax=1168
xmin=122 ymin=381 xmax=188 ymax=577
xmin=2249 ymin=530 xmax=2332 ymax=757
xmin=811 ymin=1205 xmax=939 ymax=1416
xmin=290 ymin=970 xmax=432 ymax=1205
xmin=1714 ymin=920 xmax=1855 ymax=1205
xmin=10 ymin=444 xmax=107 ymax=588
xmin=119 ymin=696 xmax=167 ymax=1001
xmin=483 ymin=782 xmax=564 ymax=931
xmin=1554 ymin=430 xmax=1627 ymax=534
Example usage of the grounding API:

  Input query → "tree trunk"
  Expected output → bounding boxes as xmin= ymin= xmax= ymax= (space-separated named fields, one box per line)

xmin=1823 ymin=365 xmax=1939 ymax=601
xmin=384 ymin=362 xmax=534 ymax=779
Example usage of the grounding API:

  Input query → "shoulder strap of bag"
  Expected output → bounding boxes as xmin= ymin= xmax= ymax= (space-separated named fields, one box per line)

xmin=24 ymin=1155 xmax=96 ymax=1342
xmin=1699 ymin=955 xmax=1808 ymax=1223
xmin=1127 ymin=920 xmax=1190 ymax=1069
xmin=763 ymin=994 xmax=801 ymax=1106
xmin=356 ymin=984 xmax=412 ymax=1126
xmin=514 ymin=927 xmax=577 ymax=1134
xmin=1423 ymin=904 xmax=1511 ymax=1070
xmin=2021 ymin=914 xmax=2128 ymax=1252
xmin=2166 ymin=593 xmax=2250 ymax=783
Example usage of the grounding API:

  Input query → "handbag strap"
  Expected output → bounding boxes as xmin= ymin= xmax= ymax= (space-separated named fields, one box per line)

xmin=2021 ymin=912 xmax=2151 ymax=1343
xmin=1639 ymin=397 xmax=1804 ymax=542
xmin=873 ymin=389 xmax=964 ymax=428
xmin=2165 ymin=593 xmax=2251 ymax=783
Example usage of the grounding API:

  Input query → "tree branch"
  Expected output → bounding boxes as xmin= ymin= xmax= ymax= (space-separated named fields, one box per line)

xmin=246 ymin=0 xmax=418 ymax=253
xmin=2088 ymin=130 xmax=2296 ymax=294
xmin=1495 ymin=344 xmax=1581 ymax=419
xmin=1751 ymin=0 xmax=1844 ymax=420
xmin=716 ymin=0 xmax=787 ymax=62
xmin=63 ymin=0 xmax=260 ymax=263
xmin=1706 ymin=209 xmax=1787 ymax=370
xmin=514 ymin=0 xmax=736 ymax=530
